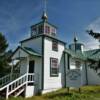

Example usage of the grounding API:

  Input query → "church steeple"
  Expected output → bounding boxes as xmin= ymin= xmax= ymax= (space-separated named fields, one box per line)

xmin=41 ymin=0 xmax=48 ymax=21
xmin=30 ymin=0 xmax=57 ymax=37
xmin=41 ymin=11 xmax=48 ymax=21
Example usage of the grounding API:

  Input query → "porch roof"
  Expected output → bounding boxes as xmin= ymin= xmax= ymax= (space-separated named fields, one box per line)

xmin=20 ymin=46 xmax=42 ymax=57
xmin=12 ymin=46 xmax=42 ymax=59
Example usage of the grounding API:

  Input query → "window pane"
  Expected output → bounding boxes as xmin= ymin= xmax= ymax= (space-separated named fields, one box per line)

xmin=50 ymin=58 xmax=58 ymax=76
xmin=38 ymin=25 xmax=43 ymax=34
xmin=51 ymin=28 xmax=56 ymax=34
xmin=45 ymin=26 xmax=50 ymax=34
xmin=31 ymin=27 xmax=37 ymax=35
xmin=52 ymin=40 xmax=58 ymax=51
xmin=75 ymin=61 xmax=81 ymax=69
xmin=51 ymin=68 xmax=58 ymax=74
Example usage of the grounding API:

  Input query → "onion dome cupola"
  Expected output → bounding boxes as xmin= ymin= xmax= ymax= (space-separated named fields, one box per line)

xmin=69 ymin=34 xmax=84 ymax=53
xmin=30 ymin=0 xmax=57 ymax=38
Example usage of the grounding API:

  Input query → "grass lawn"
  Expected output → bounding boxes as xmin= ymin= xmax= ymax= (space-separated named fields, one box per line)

xmin=5 ymin=85 xmax=100 ymax=100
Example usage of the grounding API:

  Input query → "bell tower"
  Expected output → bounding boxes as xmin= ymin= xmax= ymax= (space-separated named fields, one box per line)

xmin=30 ymin=0 xmax=57 ymax=37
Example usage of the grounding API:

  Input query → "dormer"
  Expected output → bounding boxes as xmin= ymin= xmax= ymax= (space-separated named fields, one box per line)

xmin=30 ymin=12 xmax=57 ymax=37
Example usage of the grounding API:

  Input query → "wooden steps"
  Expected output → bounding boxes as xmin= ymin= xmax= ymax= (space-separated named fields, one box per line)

xmin=0 ymin=73 xmax=35 ymax=99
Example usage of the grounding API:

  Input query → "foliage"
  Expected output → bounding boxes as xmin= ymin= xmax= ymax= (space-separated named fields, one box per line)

xmin=0 ymin=32 xmax=11 ymax=77
xmin=87 ymin=30 xmax=100 ymax=72
xmin=87 ymin=30 xmax=100 ymax=39
xmin=0 ymin=33 xmax=8 ymax=54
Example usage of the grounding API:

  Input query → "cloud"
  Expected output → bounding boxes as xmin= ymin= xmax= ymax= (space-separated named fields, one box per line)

xmin=87 ymin=17 xmax=100 ymax=32
xmin=0 ymin=0 xmax=42 ymax=50
xmin=83 ymin=33 xmax=99 ymax=50
xmin=84 ymin=17 xmax=100 ymax=50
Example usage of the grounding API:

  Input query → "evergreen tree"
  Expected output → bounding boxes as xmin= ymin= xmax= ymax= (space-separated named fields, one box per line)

xmin=0 ymin=32 xmax=9 ymax=76
xmin=87 ymin=30 xmax=100 ymax=72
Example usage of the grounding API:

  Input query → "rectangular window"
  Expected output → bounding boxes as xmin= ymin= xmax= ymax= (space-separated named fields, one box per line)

xmin=52 ymin=40 xmax=58 ymax=51
xmin=31 ymin=26 xmax=37 ymax=35
xmin=75 ymin=61 xmax=81 ymax=69
xmin=50 ymin=58 xmax=59 ymax=76
xmin=45 ymin=25 xmax=50 ymax=34
xmin=38 ymin=25 xmax=43 ymax=34
xmin=51 ymin=28 xmax=56 ymax=34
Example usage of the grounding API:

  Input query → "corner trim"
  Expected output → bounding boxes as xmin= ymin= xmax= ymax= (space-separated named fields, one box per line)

xmin=41 ymin=36 xmax=45 ymax=90
xmin=64 ymin=52 xmax=66 ymax=87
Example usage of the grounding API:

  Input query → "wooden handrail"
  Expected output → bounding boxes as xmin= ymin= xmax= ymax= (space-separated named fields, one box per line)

xmin=0 ymin=73 xmax=35 ymax=99
xmin=0 ymin=73 xmax=19 ymax=87
xmin=0 ymin=73 xmax=35 ymax=90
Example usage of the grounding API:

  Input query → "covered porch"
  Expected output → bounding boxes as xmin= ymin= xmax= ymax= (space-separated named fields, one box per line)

xmin=11 ymin=46 xmax=42 ymax=75
xmin=10 ymin=46 xmax=42 ymax=97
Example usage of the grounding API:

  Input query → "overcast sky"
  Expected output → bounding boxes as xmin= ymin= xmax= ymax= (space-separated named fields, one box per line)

xmin=0 ymin=0 xmax=100 ymax=50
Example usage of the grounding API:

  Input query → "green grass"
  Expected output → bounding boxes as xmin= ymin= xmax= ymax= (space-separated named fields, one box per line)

xmin=4 ymin=85 xmax=100 ymax=100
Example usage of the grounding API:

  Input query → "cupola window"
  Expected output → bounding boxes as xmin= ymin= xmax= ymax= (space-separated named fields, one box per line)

xmin=45 ymin=25 xmax=50 ymax=34
xmin=38 ymin=25 xmax=44 ymax=34
xmin=52 ymin=28 xmax=56 ymax=33
xmin=31 ymin=26 xmax=37 ymax=35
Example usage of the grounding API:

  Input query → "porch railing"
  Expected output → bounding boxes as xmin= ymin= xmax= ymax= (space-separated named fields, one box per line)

xmin=0 ymin=73 xmax=35 ymax=99
xmin=0 ymin=73 xmax=19 ymax=87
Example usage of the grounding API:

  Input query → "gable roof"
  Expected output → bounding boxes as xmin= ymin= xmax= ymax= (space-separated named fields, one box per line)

xmin=11 ymin=46 xmax=42 ymax=58
xmin=64 ymin=49 xmax=87 ymax=61
xmin=84 ymin=49 xmax=100 ymax=61
xmin=21 ymin=47 xmax=42 ymax=57
xmin=20 ymin=34 xmax=66 ymax=45
xmin=64 ymin=48 xmax=100 ymax=61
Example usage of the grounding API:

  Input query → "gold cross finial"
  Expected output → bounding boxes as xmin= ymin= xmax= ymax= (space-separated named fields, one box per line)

xmin=41 ymin=0 xmax=48 ymax=21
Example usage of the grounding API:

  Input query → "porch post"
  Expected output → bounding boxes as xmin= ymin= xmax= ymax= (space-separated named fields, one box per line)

xmin=6 ymin=86 xmax=9 ymax=99
xmin=25 ymin=56 xmax=29 ymax=98
xmin=26 ymin=56 xmax=29 ymax=74
xmin=11 ymin=59 xmax=14 ymax=81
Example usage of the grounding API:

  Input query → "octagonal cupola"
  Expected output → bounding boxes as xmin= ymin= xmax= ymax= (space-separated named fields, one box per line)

xmin=69 ymin=34 xmax=84 ymax=53
xmin=30 ymin=12 xmax=57 ymax=37
xmin=30 ymin=0 xmax=57 ymax=38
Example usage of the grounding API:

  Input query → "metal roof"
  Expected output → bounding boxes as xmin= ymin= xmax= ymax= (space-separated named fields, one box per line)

xmin=64 ymin=48 xmax=100 ymax=61
xmin=20 ymin=34 xmax=66 ymax=45
xmin=64 ymin=49 xmax=87 ymax=61
xmin=84 ymin=49 xmax=100 ymax=61
xmin=20 ymin=47 xmax=42 ymax=57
